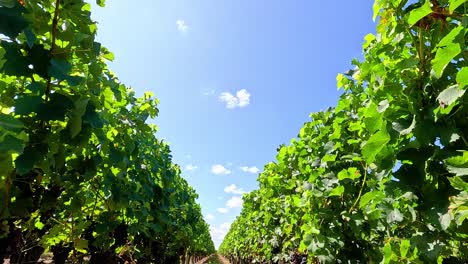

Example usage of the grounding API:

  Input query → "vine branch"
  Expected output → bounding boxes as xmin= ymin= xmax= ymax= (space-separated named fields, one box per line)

xmin=349 ymin=163 xmax=368 ymax=213
xmin=45 ymin=0 xmax=60 ymax=102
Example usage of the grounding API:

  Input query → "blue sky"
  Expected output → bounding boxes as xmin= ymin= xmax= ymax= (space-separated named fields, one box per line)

xmin=91 ymin=1 xmax=376 ymax=248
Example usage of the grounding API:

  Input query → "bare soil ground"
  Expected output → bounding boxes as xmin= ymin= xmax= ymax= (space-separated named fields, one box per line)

xmin=217 ymin=255 xmax=231 ymax=264
xmin=195 ymin=255 xmax=212 ymax=264
xmin=198 ymin=254 xmax=231 ymax=264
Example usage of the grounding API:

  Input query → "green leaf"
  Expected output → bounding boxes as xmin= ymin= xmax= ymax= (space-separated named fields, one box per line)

xmin=449 ymin=0 xmax=467 ymax=13
xmin=14 ymin=95 xmax=43 ymax=115
xmin=0 ymin=135 xmax=24 ymax=153
xmin=337 ymin=167 xmax=360 ymax=181
xmin=66 ymin=75 xmax=84 ymax=86
xmin=392 ymin=116 xmax=416 ymax=136
xmin=48 ymin=58 xmax=71 ymax=80
xmin=0 ymin=0 xmax=16 ymax=8
xmin=329 ymin=185 xmax=344 ymax=196
xmin=432 ymin=26 xmax=466 ymax=78
xmin=26 ymin=82 xmax=45 ymax=94
xmin=439 ymin=213 xmax=452 ymax=230
xmin=437 ymin=85 xmax=465 ymax=109
xmin=445 ymin=151 xmax=468 ymax=176
xmin=439 ymin=128 xmax=461 ymax=146
xmin=400 ymin=239 xmax=410 ymax=258
xmin=15 ymin=145 xmax=45 ymax=175
xmin=34 ymin=219 xmax=44 ymax=230
xmin=383 ymin=242 xmax=395 ymax=264
xmin=378 ymin=99 xmax=389 ymax=113
xmin=24 ymin=28 xmax=36 ymax=48
xmin=69 ymin=98 xmax=89 ymax=138
xmin=102 ymin=51 xmax=114 ymax=61
xmin=96 ymin=0 xmax=105 ymax=7
xmin=362 ymin=130 xmax=390 ymax=163
xmin=336 ymin=74 xmax=348 ymax=89
xmin=359 ymin=191 xmax=384 ymax=209
xmin=407 ymin=1 xmax=432 ymax=26
xmin=75 ymin=238 xmax=89 ymax=253
xmin=37 ymin=93 xmax=74 ymax=121
xmin=448 ymin=176 xmax=468 ymax=191
xmin=372 ymin=1 xmax=380 ymax=21
xmin=0 ymin=47 xmax=5 ymax=69
xmin=336 ymin=98 xmax=350 ymax=112
xmin=305 ymin=226 xmax=320 ymax=235
xmin=364 ymin=103 xmax=383 ymax=133
xmin=387 ymin=208 xmax=403 ymax=223
xmin=0 ymin=5 xmax=28 ymax=38
xmin=0 ymin=41 xmax=31 ymax=76
xmin=456 ymin=67 xmax=468 ymax=88
xmin=0 ymin=114 xmax=23 ymax=131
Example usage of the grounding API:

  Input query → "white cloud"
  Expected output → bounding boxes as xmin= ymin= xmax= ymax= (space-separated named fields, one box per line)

xmin=210 ymin=222 xmax=232 ymax=248
xmin=205 ymin=214 xmax=214 ymax=221
xmin=224 ymin=184 xmax=245 ymax=195
xmin=219 ymin=89 xmax=251 ymax=109
xmin=236 ymin=89 xmax=250 ymax=107
xmin=211 ymin=164 xmax=231 ymax=175
xmin=219 ymin=92 xmax=238 ymax=109
xmin=185 ymin=164 xmax=198 ymax=171
xmin=217 ymin=208 xmax=229 ymax=213
xmin=176 ymin=19 xmax=188 ymax=32
xmin=217 ymin=196 xmax=223 ymax=200
xmin=226 ymin=196 xmax=243 ymax=208
xmin=240 ymin=166 xmax=260 ymax=174
xmin=203 ymin=89 xmax=215 ymax=96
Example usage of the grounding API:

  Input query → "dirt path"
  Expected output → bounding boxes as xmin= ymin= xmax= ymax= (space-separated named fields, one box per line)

xmin=217 ymin=255 xmax=231 ymax=264
xmin=197 ymin=254 xmax=231 ymax=264
xmin=195 ymin=255 xmax=212 ymax=264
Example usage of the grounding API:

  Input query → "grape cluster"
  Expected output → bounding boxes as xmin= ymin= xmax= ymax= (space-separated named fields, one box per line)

xmin=290 ymin=252 xmax=307 ymax=264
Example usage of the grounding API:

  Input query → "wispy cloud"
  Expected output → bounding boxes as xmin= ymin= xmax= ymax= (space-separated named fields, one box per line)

xmin=240 ymin=166 xmax=260 ymax=174
xmin=203 ymin=89 xmax=215 ymax=96
xmin=217 ymin=208 xmax=229 ymax=213
xmin=210 ymin=222 xmax=232 ymax=248
xmin=219 ymin=89 xmax=251 ymax=109
xmin=185 ymin=164 xmax=198 ymax=171
xmin=205 ymin=214 xmax=215 ymax=221
xmin=211 ymin=164 xmax=231 ymax=175
xmin=176 ymin=19 xmax=188 ymax=33
xmin=224 ymin=184 xmax=245 ymax=195
xmin=226 ymin=196 xmax=243 ymax=208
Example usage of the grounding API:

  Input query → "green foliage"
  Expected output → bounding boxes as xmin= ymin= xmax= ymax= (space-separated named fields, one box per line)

xmin=219 ymin=0 xmax=468 ymax=263
xmin=0 ymin=0 xmax=214 ymax=262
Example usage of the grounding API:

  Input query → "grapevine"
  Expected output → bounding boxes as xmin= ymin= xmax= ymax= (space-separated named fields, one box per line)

xmin=0 ymin=0 xmax=215 ymax=263
xmin=219 ymin=0 xmax=468 ymax=263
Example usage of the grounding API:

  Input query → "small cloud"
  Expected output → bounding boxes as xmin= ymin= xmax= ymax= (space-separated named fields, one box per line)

xmin=185 ymin=164 xmax=198 ymax=171
xmin=176 ymin=19 xmax=188 ymax=32
xmin=211 ymin=164 xmax=231 ymax=175
xmin=217 ymin=196 xmax=224 ymax=200
xmin=203 ymin=89 xmax=215 ymax=96
xmin=219 ymin=89 xmax=251 ymax=109
xmin=210 ymin=222 xmax=232 ymax=248
xmin=217 ymin=208 xmax=229 ymax=213
xmin=224 ymin=184 xmax=245 ymax=195
xmin=237 ymin=89 xmax=250 ymax=107
xmin=240 ymin=166 xmax=260 ymax=174
xmin=205 ymin=214 xmax=215 ymax=221
xmin=226 ymin=196 xmax=243 ymax=208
